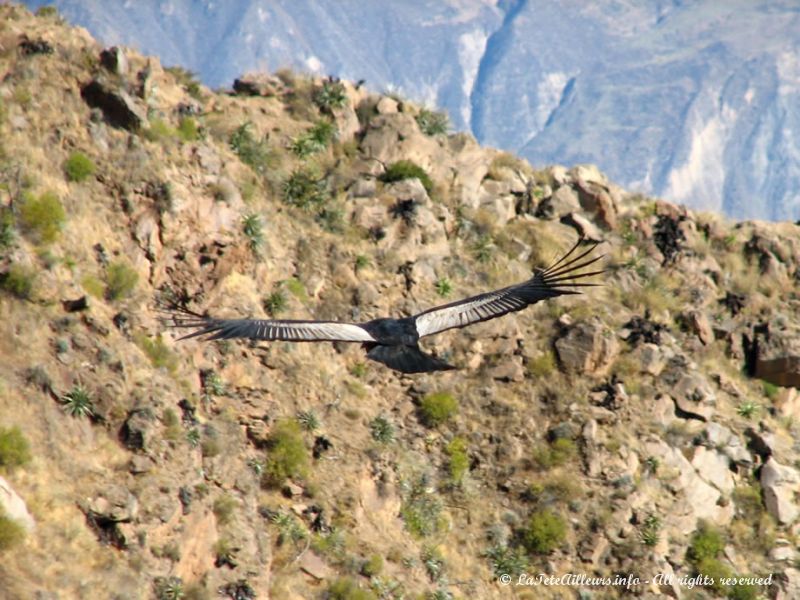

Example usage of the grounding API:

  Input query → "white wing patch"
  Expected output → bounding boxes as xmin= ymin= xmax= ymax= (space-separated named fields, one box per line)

xmin=414 ymin=291 xmax=526 ymax=338
xmin=246 ymin=320 xmax=375 ymax=342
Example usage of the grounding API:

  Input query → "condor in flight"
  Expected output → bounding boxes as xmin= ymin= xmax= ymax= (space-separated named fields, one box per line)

xmin=169 ymin=237 xmax=603 ymax=374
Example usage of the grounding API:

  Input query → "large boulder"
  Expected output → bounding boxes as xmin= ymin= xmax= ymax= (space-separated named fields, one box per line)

xmin=761 ymin=457 xmax=800 ymax=525
xmin=752 ymin=319 xmax=800 ymax=388
xmin=81 ymin=77 xmax=148 ymax=131
xmin=555 ymin=319 xmax=619 ymax=376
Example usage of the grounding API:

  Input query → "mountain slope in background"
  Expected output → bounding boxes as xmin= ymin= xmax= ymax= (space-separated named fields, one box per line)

xmin=21 ymin=0 xmax=800 ymax=220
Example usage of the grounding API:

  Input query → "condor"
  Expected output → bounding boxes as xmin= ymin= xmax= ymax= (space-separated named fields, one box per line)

xmin=169 ymin=237 xmax=603 ymax=374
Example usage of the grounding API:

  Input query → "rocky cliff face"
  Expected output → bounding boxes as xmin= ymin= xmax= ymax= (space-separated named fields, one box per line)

xmin=1 ymin=5 xmax=800 ymax=599
xmin=21 ymin=0 xmax=800 ymax=222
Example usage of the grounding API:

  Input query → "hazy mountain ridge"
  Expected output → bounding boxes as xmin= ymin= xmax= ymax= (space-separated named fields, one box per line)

xmin=21 ymin=0 xmax=800 ymax=220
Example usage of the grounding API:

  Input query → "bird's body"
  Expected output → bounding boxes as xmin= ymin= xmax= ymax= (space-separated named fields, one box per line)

xmin=168 ymin=237 xmax=603 ymax=373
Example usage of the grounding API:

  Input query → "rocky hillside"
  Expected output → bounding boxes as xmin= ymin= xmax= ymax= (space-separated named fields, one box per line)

xmin=21 ymin=0 xmax=800 ymax=221
xmin=1 ymin=5 xmax=799 ymax=599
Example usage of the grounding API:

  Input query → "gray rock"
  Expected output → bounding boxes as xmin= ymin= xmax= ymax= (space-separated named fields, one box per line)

xmin=233 ymin=72 xmax=284 ymax=96
xmin=536 ymin=185 xmax=580 ymax=219
xmin=0 ymin=476 xmax=35 ymax=532
xmin=99 ymin=46 xmax=128 ymax=75
xmin=120 ymin=407 xmax=155 ymax=451
xmin=555 ymin=318 xmax=619 ymax=376
xmin=761 ymin=457 xmax=800 ymax=525
xmin=751 ymin=318 xmax=800 ymax=387
xmin=80 ymin=78 xmax=148 ymax=131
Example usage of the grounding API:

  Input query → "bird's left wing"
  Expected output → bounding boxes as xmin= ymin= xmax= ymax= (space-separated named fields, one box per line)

xmin=413 ymin=237 xmax=603 ymax=338
xmin=167 ymin=306 xmax=375 ymax=343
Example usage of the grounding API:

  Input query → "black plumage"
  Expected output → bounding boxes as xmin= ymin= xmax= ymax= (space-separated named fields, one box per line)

xmin=168 ymin=237 xmax=603 ymax=373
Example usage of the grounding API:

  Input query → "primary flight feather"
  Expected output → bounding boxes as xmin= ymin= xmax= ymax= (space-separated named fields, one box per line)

xmin=168 ymin=236 xmax=604 ymax=373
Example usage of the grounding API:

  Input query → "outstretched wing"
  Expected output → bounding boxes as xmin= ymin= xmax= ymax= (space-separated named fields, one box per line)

xmin=413 ymin=237 xmax=603 ymax=338
xmin=167 ymin=306 xmax=375 ymax=343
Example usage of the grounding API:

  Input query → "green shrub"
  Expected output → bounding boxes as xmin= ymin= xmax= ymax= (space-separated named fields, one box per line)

xmin=61 ymin=385 xmax=94 ymax=418
xmin=527 ymin=351 xmax=556 ymax=377
xmin=327 ymin=577 xmax=376 ymax=600
xmin=241 ymin=213 xmax=264 ymax=254
xmin=165 ymin=66 xmax=203 ymax=100
xmin=313 ymin=80 xmax=347 ymax=113
xmin=484 ymin=544 xmax=529 ymax=579
xmin=135 ymin=334 xmax=178 ymax=373
xmin=262 ymin=420 xmax=309 ymax=486
xmin=400 ymin=476 xmax=444 ymax=538
xmin=296 ymin=410 xmax=320 ymax=432
xmin=434 ymin=277 xmax=452 ymax=297
xmin=369 ymin=416 xmax=395 ymax=444
xmin=263 ymin=290 xmax=287 ymax=316
xmin=687 ymin=521 xmax=725 ymax=565
xmin=695 ymin=556 xmax=733 ymax=595
xmin=532 ymin=437 xmax=577 ymax=470
xmin=81 ymin=274 xmax=104 ymax=299
xmin=105 ymin=260 xmax=138 ymax=300
xmin=282 ymin=169 xmax=328 ymax=210
xmin=0 ymin=509 xmax=26 ymax=553
xmin=290 ymin=120 xmax=336 ymax=157
xmin=639 ymin=514 xmax=661 ymax=546
xmin=445 ymin=437 xmax=469 ymax=485
xmin=380 ymin=160 xmax=433 ymax=194
xmin=361 ymin=553 xmax=384 ymax=577
xmin=177 ymin=117 xmax=199 ymax=142
xmin=212 ymin=494 xmax=237 ymax=526
xmin=0 ymin=264 xmax=36 ymax=299
xmin=230 ymin=122 xmax=274 ymax=176
xmin=18 ymin=190 xmax=65 ymax=243
xmin=64 ymin=151 xmax=95 ymax=182
xmin=0 ymin=207 xmax=15 ymax=248
xmin=416 ymin=109 xmax=449 ymax=136
xmin=472 ymin=234 xmax=495 ymax=263
xmin=419 ymin=392 xmax=458 ymax=427
xmin=0 ymin=426 xmax=31 ymax=471
xmin=144 ymin=118 xmax=176 ymax=142
xmin=35 ymin=5 xmax=59 ymax=17
xmin=522 ymin=509 xmax=567 ymax=554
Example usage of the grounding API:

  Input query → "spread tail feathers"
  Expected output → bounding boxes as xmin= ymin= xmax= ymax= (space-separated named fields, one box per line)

xmin=365 ymin=344 xmax=456 ymax=374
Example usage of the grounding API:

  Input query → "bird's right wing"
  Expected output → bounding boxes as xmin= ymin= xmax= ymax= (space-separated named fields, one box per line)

xmin=413 ymin=237 xmax=603 ymax=338
xmin=167 ymin=306 xmax=375 ymax=343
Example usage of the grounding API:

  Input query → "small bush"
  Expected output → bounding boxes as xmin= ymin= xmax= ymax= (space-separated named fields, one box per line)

xmin=212 ymin=494 xmax=237 ymax=526
xmin=736 ymin=400 xmax=760 ymax=419
xmin=135 ymin=334 xmax=178 ymax=373
xmin=434 ymin=277 xmax=452 ymax=297
xmin=230 ymin=122 xmax=273 ymax=176
xmin=0 ymin=207 xmax=15 ymax=248
xmin=18 ymin=190 xmax=65 ymax=243
xmin=361 ymin=554 xmax=384 ymax=577
xmin=290 ymin=120 xmax=336 ymax=157
xmin=400 ymin=477 xmax=443 ymax=538
xmin=327 ymin=577 xmax=376 ymax=600
xmin=81 ymin=274 xmax=104 ymax=299
xmin=640 ymin=514 xmax=661 ymax=546
xmin=0 ymin=264 xmax=36 ymax=299
xmin=177 ymin=117 xmax=199 ymax=142
xmin=472 ymin=234 xmax=495 ymax=263
xmin=532 ymin=437 xmax=576 ymax=470
xmin=527 ymin=351 xmax=556 ymax=377
xmin=0 ymin=509 xmax=26 ymax=553
xmin=484 ymin=544 xmax=529 ymax=579
xmin=380 ymin=160 xmax=433 ymax=194
xmin=522 ymin=509 xmax=567 ymax=554
xmin=105 ymin=261 xmax=138 ymax=300
xmin=445 ymin=437 xmax=469 ymax=485
xmin=64 ymin=151 xmax=95 ymax=182
xmin=263 ymin=290 xmax=287 ymax=316
xmin=687 ymin=521 xmax=725 ymax=565
xmin=416 ymin=109 xmax=449 ymax=136
xmin=0 ymin=426 xmax=31 ymax=471
xmin=144 ymin=118 xmax=176 ymax=142
xmin=282 ymin=169 xmax=328 ymax=210
xmin=296 ymin=410 xmax=320 ymax=432
xmin=262 ymin=420 xmax=309 ymax=487
xmin=313 ymin=80 xmax=347 ymax=113
xmin=242 ymin=213 xmax=264 ymax=255
xmin=369 ymin=416 xmax=395 ymax=444
xmin=419 ymin=392 xmax=458 ymax=427
xmin=61 ymin=385 xmax=94 ymax=418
